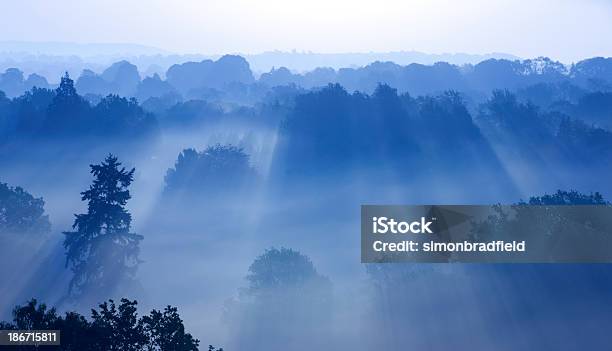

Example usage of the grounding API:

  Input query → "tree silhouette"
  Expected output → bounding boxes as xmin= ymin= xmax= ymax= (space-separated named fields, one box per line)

xmin=90 ymin=299 xmax=147 ymax=350
xmin=0 ymin=182 xmax=50 ymax=236
xmin=14 ymin=87 xmax=56 ymax=135
xmin=526 ymin=189 xmax=607 ymax=205
xmin=2 ymin=298 xmax=58 ymax=330
xmin=226 ymin=248 xmax=332 ymax=350
xmin=245 ymin=247 xmax=330 ymax=296
xmin=142 ymin=305 xmax=200 ymax=351
xmin=1 ymin=298 xmax=202 ymax=351
xmin=63 ymin=154 xmax=142 ymax=297
xmin=44 ymin=72 xmax=91 ymax=134
xmin=164 ymin=145 xmax=257 ymax=198
xmin=92 ymin=95 xmax=159 ymax=137
xmin=470 ymin=190 xmax=612 ymax=261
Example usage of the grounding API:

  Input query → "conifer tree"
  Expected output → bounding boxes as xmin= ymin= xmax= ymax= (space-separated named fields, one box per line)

xmin=64 ymin=154 xmax=142 ymax=297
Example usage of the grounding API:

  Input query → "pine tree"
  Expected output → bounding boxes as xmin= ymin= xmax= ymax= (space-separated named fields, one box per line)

xmin=63 ymin=154 xmax=143 ymax=297
xmin=56 ymin=72 xmax=78 ymax=98
xmin=44 ymin=71 xmax=91 ymax=134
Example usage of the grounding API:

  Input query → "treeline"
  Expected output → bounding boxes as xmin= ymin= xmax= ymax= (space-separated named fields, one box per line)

xmin=272 ymin=84 xmax=612 ymax=188
xmin=0 ymin=298 xmax=202 ymax=351
xmin=0 ymin=73 xmax=157 ymax=146
xmin=2 ymin=73 xmax=612 ymax=196
xmin=2 ymin=55 xmax=612 ymax=106
xmin=3 ymin=57 xmax=612 ymax=143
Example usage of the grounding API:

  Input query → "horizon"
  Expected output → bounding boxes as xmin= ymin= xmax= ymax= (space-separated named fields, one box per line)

xmin=0 ymin=40 xmax=520 ymax=59
xmin=2 ymin=40 xmax=610 ymax=84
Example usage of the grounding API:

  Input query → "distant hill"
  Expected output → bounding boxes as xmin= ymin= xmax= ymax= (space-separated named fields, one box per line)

xmin=0 ymin=42 xmax=519 ymax=82
xmin=242 ymin=51 xmax=521 ymax=73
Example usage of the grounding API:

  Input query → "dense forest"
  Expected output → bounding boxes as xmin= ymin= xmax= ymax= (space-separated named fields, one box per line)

xmin=1 ymin=55 xmax=612 ymax=350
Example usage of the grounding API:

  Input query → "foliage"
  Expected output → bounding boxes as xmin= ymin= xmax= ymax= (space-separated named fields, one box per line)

xmin=0 ymin=182 xmax=51 ymax=235
xmin=525 ymin=189 xmax=607 ymax=205
xmin=245 ymin=247 xmax=330 ymax=295
xmin=478 ymin=89 xmax=553 ymax=141
xmin=63 ymin=154 xmax=143 ymax=297
xmin=470 ymin=190 xmax=612 ymax=261
xmin=557 ymin=117 xmax=612 ymax=164
xmin=226 ymin=248 xmax=332 ymax=350
xmin=164 ymin=145 xmax=257 ymax=197
xmin=0 ymin=72 xmax=158 ymax=146
xmin=92 ymin=95 xmax=158 ymax=137
xmin=141 ymin=306 xmax=200 ymax=351
xmin=0 ymin=298 xmax=201 ymax=351
xmin=277 ymin=83 xmax=497 ymax=180
xmin=44 ymin=73 xmax=92 ymax=135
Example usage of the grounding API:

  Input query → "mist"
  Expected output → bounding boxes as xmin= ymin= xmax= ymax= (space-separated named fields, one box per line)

xmin=2 ymin=50 xmax=612 ymax=350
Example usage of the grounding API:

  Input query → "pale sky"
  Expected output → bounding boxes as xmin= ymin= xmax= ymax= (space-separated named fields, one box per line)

xmin=1 ymin=0 xmax=611 ymax=62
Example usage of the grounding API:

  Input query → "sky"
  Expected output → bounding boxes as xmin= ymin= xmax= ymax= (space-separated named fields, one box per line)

xmin=1 ymin=0 xmax=611 ymax=62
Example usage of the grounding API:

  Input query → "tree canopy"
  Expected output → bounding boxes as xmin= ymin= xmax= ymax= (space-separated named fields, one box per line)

xmin=63 ymin=154 xmax=142 ymax=298
xmin=0 ymin=182 xmax=50 ymax=236
xmin=0 ymin=298 xmax=201 ymax=351
xmin=164 ymin=145 xmax=257 ymax=198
